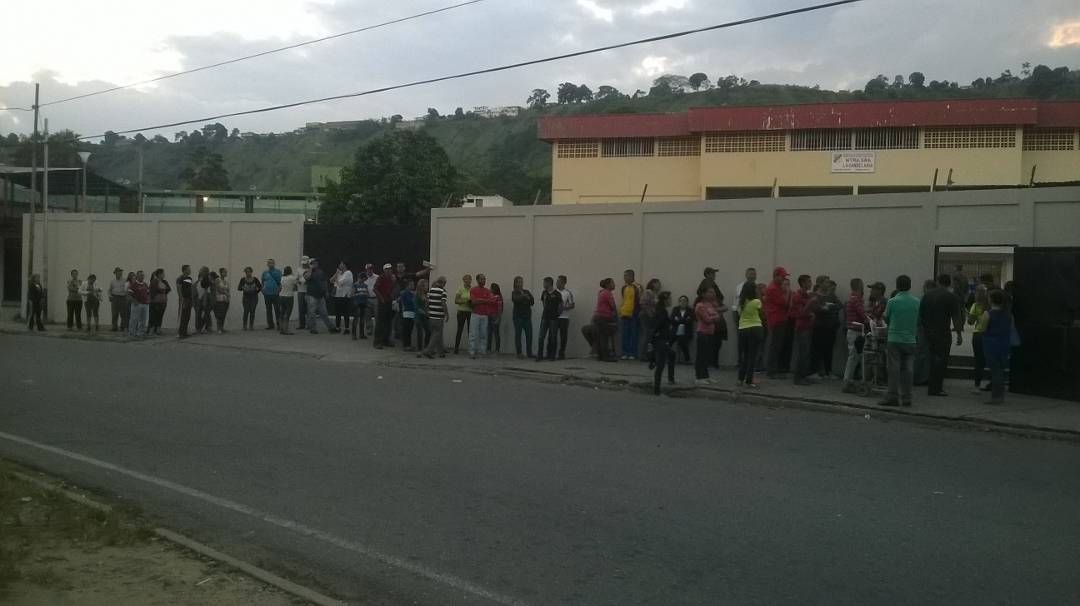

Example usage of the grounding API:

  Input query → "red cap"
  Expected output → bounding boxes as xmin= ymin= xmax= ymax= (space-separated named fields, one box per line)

xmin=773 ymin=266 xmax=790 ymax=277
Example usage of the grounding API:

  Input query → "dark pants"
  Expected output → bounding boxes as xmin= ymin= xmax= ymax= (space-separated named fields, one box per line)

xmin=195 ymin=301 xmax=212 ymax=332
xmin=653 ymin=339 xmax=675 ymax=394
xmin=927 ymin=332 xmax=951 ymax=394
xmin=242 ymin=294 xmax=259 ymax=329
xmin=402 ymin=317 xmax=415 ymax=349
xmin=792 ymin=329 xmax=813 ymax=382
xmin=149 ymin=302 xmax=167 ymax=331
xmin=557 ymin=318 xmax=569 ymax=358
xmin=422 ymin=318 xmax=445 ymax=357
xmin=972 ymin=332 xmax=985 ymax=387
xmin=738 ymin=326 xmax=764 ymax=385
xmin=375 ymin=302 xmax=394 ymax=346
xmin=263 ymin=294 xmax=278 ymax=328
xmin=66 ymin=300 xmax=83 ymax=329
xmin=334 ymin=296 xmax=350 ymax=330
xmin=513 ymin=315 xmax=533 ymax=356
xmin=593 ymin=316 xmax=617 ymax=361
xmin=695 ymin=333 xmax=714 ymax=379
xmin=537 ymin=318 xmax=558 ymax=360
xmin=85 ymin=300 xmax=100 ymax=329
xmin=297 ymin=293 xmax=307 ymax=329
xmin=28 ymin=301 xmax=44 ymax=330
xmin=987 ymin=350 xmax=1007 ymax=403
xmin=454 ymin=311 xmax=471 ymax=353
xmin=886 ymin=342 xmax=916 ymax=404
xmin=351 ymin=304 xmax=367 ymax=339
xmin=277 ymin=297 xmax=294 ymax=332
xmin=487 ymin=315 xmax=501 ymax=353
xmin=711 ymin=331 xmax=724 ymax=369
xmin=811 ymin=322 xmax=837 ymax=376
xmin=415 ymin=317 xmax=430 ymax=350
xmin=178 ymin=299 xmax=193 ymax=336
xmin=766 ymin=322 xmax=790 ymax=376
xmin=213 ymin=301 xmax=229 ymax=331
xmin=110 ymin=295 xmax=129 ymax=331
xmin=676 ymin=333 xmax=691 ymax=362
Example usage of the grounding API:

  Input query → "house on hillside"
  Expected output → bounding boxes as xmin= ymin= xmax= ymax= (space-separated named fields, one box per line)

xmin=461 ymin=194 xmax=512 ymax=208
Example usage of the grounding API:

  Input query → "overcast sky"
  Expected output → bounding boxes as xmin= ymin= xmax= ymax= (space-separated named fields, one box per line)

xmin=1 ymin=0 xmax=1078 ymax=139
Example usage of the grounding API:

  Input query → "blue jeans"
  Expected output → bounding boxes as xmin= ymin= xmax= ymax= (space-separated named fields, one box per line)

xmin=620 ymin=316 xmax=638 ymax=357
xmin=513 ymin=315 xmax=533 ymax=356
xmin=468 ymin=314 xmax=489 ymax=356
xmin=127 ymin=303 xmax=148 ymax=337
xmin=305 ymin=295 xmax=334 ymax=332
xmin=886 ymin=342 xmax=916 ymax=403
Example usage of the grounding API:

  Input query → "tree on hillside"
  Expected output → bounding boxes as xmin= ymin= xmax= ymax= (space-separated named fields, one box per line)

xmin=426 ymin=107 xmax=441 ymax=121
xmin=454 ymin=107 xmax=465 ymax=118
xmin=174 ymin=131 xmax=188 ymax=142
xmin=152 ymin=134 xmax=169 ymax=144
xmin=187 ymin=130 xmax=205 ymax=145
xmin=689 ymin=72 xmax=710 ymax=90
xmin=229 ymin=128 xmax=240 ymax=140
xmin=103 ymin=131 xmax=123 ymax=146
xmin=908 ymin=72 xmax=925 ymax=88
xmin=575 ymin=84 xmax=593 ymax=103
xmin=892 ymin=75 xmax=905 ymax=89
xmin=864 ymin=74 xmax=889 ymax=94
xmin=179 ymin=146 xmax=230 ymax=190
xmin=1027 ymin=65 xmax=1073 ymax=98
xmin=557 ymin=82 xmax=578 ymax=104
xmin=595 ymin=85 xmax=623 ymax=100
xmin=650 ymin=74 xmax=691 ymax=97
xmin=133 ymin=133 xmax=148 ymax=144
xmin=527 ymin=88 xmax=550 ymax=109
xmin=319 ymin=130 xmax=456 ymax=225
xmin=14 ymin=129 xmax=81 ymax=167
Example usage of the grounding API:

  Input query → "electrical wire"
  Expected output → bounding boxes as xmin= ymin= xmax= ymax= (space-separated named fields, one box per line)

xmin=39 ymin=0 xmax=487 ymax=108
xmin=78 ymin=0 xmax=864 ymax=140
xmin=0 ymin=107 xmax=33 ymax=112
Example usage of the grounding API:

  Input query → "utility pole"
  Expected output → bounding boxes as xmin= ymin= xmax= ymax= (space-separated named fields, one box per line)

xmin=26 ymin=83 xmax=39 ymax=320
xmin=43 ymin=118 xmax=50 ymax=322
xmin=138 ymin=145 xmax=144 ymax=212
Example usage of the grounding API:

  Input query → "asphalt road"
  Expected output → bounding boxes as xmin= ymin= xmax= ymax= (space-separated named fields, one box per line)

xmin=1 ymin=334 xmax=1078 ymax=605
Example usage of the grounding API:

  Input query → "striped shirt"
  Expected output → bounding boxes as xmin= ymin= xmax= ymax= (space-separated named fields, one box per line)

xmin=427 ymin=286 xmax=448 ymax=321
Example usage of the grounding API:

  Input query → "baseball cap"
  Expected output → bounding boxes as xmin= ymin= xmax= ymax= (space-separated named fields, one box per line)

xmin=773 ymin=266 xmax=790 ymax=277
xmin=703 ymin=267 xmax=718 ymax=275
xmin=382 ymin=263 xmax=392 ymax=270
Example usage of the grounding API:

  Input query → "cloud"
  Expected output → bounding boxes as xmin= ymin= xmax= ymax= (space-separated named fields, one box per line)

xmin=576 ymin=0 xmax=615 ymax=22
xmin=635 ymin=56 xmax=670 ymax=78
xmin=1048 ymin=20 xmax=1080 ymax=47
xmin=637 ymin=0 xmax=688 ymax=16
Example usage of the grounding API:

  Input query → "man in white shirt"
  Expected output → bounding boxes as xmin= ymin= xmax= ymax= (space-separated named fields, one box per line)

xmin=363 ymin=263 xmax=379 ymax=334
xmin=297 ymin=256 xmax=309 ymax=329
xmin=556 ymin=275 xmax=575 ymax=360
xmin=332 ymin=262 xmax=354 ymax=334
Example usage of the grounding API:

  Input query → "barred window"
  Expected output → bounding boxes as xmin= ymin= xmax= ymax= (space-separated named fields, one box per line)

xmin=657 ymin=137 xmax=701 ymax=156
xmin=1023 ymin=128 xmax=1076 ymax=151
xmin=854 ymin=127 xmax=919 ymax=150
xmin=791 ymin=129 xmax=852 ymax=151
xmin=556 ymin=139 xmax=599 ymax=158
xmin=704 ymin=131 xmax=785 ymax=153
xmin=924 ymin=127 xmax=1016 ymax=149
xmin=601 ymin=138 xmax=655 ymax=158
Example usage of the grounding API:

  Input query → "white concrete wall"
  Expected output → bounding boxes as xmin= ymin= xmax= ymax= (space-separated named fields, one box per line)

xmin=22 ymin=214 xmax=304 ymax=330
xmin=431 ymin=187 xmax=1080 ymax=362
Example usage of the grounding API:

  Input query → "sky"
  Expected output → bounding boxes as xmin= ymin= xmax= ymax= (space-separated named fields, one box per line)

xmin=0 ymin=0 xmax=1078 ymax=139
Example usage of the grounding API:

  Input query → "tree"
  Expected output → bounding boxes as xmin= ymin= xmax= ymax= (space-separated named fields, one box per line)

xmin=389 ymin=114 xmax=403 ymax=125
xmin=426 ymin=107 xmax=441 ymax=121
xmin=688 ymin=72 xmax=710 ymax=90
xmin=103 ymin=131 xmax=122 ymax=146
xmin=319 ymin=130 xmax=456 ymax=225
xmin=174 ymin=131 xmax=188 ymax=142
xmin=716 ymin=74 xmax=740 ymax=89
xmin=201 ymin=122 xmax=228 ymax=142
xmin=1021 ymin=62 xmax=1032 ymax=78
xmin=892 ymin=74 xmax=905 ymax=89
xmin=187 ymin=130 xmax=205 ymax=145
xmin=908 ymin=71 xmax=926 ymax=88
xmin=152 ymin=134 xmax=169 ymax=144
xmin=229 ymin=128 xmax=240 ymax=140
xmin=1027 ymin=64 xmax=1072 ymax=98
xmin=178 ymin=146 xmax=230 ymax=190
xmin=556 ymin=82 xmax=578 ymax=104
xmin=454 ymin=107 xmax=465 ymax=118
xmin=595 ymin=85 xmax=623 ymax=101
xmin=864 ymin=74 xmax=889 ymax=94
xmin=651 ymin=74 xmax=691 ymax=96
xmin=972 ymin=77 xmax=986 ymax=88
xmin=133 ymin=133 xmax=148 ymax=144
xmin=574 ymin=84 xmax=593 ymax=103
xmin=526 ymin=88 xmax=550 ymax=109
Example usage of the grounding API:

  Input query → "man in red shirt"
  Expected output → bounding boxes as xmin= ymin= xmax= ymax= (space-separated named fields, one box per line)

xmin=763 ymin=266 xmax=791 ymax=378
xmin=790 ymin=274 xmax=820 ymax=385
xmin=468 ymin=273 xmax=496 ymax=358
xmin=373 ymin=263 xmax=396 ymax=349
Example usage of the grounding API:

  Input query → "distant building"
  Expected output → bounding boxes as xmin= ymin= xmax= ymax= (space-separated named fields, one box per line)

xmin=471 ymin=106 xmax=522 ymax=119
xmin=394 ymin=119 xmax=424 ymax=131
xmin=310 ymin=166 xmax=343 ymax=193
xmin=461 ymin=194 xmax=512 ymax=208
xmin=307 ymin=120 xmax=371 ymax=132
xmin=538 ymin=98 xmax=1080 ymax=204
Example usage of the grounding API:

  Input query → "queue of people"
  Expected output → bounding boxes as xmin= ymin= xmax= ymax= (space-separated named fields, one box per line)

xmin=27 ymin=258 xmax=1016 ymax=407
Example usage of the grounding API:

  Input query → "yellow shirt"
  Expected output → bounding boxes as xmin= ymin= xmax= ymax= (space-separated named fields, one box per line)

xmin=969 ymin=303 xmax=988 ymax=333
xmin=619 ymin=283 xmax=637 ymax=317
xmin=738 ymin=299 xmax=763 ymax=329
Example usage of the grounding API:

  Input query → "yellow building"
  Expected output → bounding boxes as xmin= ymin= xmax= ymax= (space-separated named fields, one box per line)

xmin=538 ymin=99 xmax=1080 ymax=203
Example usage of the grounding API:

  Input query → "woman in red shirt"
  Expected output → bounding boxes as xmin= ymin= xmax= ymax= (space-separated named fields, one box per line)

xmin=593 ymin=278 xmax=618 ymax=362
xmin=694 ymin=289 xmax=719 ymax=384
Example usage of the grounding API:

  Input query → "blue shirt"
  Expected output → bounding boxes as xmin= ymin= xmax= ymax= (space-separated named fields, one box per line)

xmin=353 ymin=281 xmax=369 ymax=306
xmin=884 ymin=291 xmax=920 ymax=344
xmin=400 ymin=289 xmax=416 ymax=313
xmin=261 ymin=267 xmax=282 ymax=296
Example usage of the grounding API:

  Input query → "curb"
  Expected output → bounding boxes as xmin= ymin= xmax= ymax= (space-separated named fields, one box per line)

xmin=378 ymin=359 xmax=1080 ymax=443
xmin=9 ymin=468 xmax=344 ymax=606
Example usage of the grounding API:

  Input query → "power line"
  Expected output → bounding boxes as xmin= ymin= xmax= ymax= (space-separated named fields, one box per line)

xmin=39 ymin=0 xmax=487 ymax=108
xmin=79 ymin=0 xmax=864 ymax=140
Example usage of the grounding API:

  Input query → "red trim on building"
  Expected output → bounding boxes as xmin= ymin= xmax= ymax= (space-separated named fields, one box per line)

xmin=539 ymin=99 xmax=1079 ymax=140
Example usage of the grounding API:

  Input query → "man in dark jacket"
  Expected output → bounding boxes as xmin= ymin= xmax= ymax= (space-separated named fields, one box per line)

xmin=536 ymin=277 xmax=561 ymax=361
xmin=304 ymin=259 xmax=337 ymax=334
xmin=176 ymin=265 xmax=194 ymax=338
xmin=919 ymin=274 xmax=964 ymax=396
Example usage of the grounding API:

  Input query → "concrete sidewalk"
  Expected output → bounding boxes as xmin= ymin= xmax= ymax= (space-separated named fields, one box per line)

xmin=4 ymin=318 xmax=1079 ymax=440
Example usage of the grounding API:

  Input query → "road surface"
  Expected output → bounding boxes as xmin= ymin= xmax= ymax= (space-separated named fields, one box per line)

xmin=1 ymin=334 xmax=1078 ymax=605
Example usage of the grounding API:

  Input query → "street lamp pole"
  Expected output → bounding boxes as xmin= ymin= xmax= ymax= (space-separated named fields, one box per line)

xmin=77 ymin=151 xmax=92 ymax=212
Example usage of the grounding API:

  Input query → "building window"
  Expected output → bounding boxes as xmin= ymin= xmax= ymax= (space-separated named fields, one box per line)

xmin=854 ymin=127 xmax=919 ymax=150
xmin=556 ymin=139 xmax=600 ymax=158
xmin=858 ymin=185 xmax=932 ymax=195
xmin=601 ymin=138 xmax=655 ymax=157
xmin=791 ymin=129 xmax=853 ymax=151
xmin=705 ymin=186 xmax=774 ymax=200
xmin=1023 ymin=128 xmax=1076 ymax=151
xmin=923 ymin=126 xmax=1016 ymax=149
xmin=657 ymin=137 xmax=701 ymax=156
xmin=778 ymin=186 xmax=854 ymax=197
xmin=704 ymin=131 xmax=785 ymax=153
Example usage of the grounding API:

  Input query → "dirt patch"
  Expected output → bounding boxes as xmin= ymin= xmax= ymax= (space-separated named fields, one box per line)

xmin=0 ymin=464 xmax=308 ymax=605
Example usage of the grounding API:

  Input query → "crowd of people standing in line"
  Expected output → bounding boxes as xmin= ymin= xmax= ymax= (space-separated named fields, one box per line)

xmin=26 ymin=257 xmax=1016 ymax=406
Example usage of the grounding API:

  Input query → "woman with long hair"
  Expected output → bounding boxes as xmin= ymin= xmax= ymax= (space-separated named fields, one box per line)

xmin=238 ymin=267 xmax=262 ymax=330
xmin=148 ymin=268 xmax=171 ymax=336
xmin=736 ymin=280 xmax=765 ymax=388
xmin=650 ymin=291 xmax=676 ymax=395
xmin=487 ymin=282 xmax=504 ymax=354
xmin=593 ymin=278 xmax=618 ymax=362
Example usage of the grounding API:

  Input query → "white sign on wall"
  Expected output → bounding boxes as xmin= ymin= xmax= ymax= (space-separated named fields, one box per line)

xmin=831 ymin=151 xmax=876 ymax=173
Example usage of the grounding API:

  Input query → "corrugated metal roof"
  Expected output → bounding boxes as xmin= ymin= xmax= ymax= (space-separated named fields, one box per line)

xmin=539 ymin=99 xmax=1079 ymax=140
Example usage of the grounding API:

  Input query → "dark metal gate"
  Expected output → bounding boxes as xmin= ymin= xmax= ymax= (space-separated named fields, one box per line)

xmin=1012 ymin=247 xmax=1080 ymax=402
